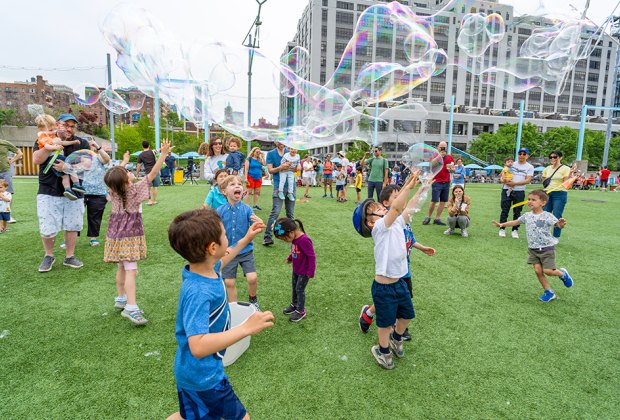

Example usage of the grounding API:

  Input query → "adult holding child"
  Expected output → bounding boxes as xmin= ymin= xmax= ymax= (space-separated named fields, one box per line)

xmin=360 ymin=145 xmax=389 ymax=201
xmin=82 ymin=138 xmax=111 ymax=247
xmin=422 ymin=141 xmax=455 ymax=226
xmin=33 ymin=114 xmax=89 ymax=272
xmin=198 ymin=137 xmax=228 ymax=183
xmin=263 ymin=141 xmax=296 ymax=246
xmin=498 ymin=147 xmax=534 ymax=239
xmin=244 ymin=146 xmax=265 ymax=210
xmin=541 ymin=150 xmax=572 ymax=240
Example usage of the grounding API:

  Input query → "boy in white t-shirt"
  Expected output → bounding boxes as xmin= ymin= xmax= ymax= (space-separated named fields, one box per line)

xmin=353 ymin=171 xmax=429 ymax=369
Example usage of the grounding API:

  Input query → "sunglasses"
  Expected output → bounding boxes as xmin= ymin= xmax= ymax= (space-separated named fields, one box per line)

xmin=518 ymin=152 xmax=527 ymax=155
xmin=549 ymin=155 xmax=558 ymax=159
xmin=439 ymin=147 xmax=447 ymax=151
xmin=212 ymin=142 xmax=222 ymax=145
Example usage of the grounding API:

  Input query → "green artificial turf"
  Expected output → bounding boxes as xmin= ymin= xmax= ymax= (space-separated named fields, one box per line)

xmin=0 ymin=179 xmax=618 ymax=419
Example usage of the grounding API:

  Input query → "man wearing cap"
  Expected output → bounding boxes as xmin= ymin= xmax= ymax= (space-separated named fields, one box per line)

xmin=337 ymin=150 xmax=350 ymax=201
xmin=262 ymin=141 xmax=295 ymax=246
xmin=32 ymin=114 xmax=90 ymax=272
xmin=0 ymin=138 xmax=23 ymax=222
xmin=422 ymin=141 xmax=455 ymax=226
xmin=498 ymin=147 xmax=534 ymax=238
xmin=360 ymin=146 xmax=389 ymax=201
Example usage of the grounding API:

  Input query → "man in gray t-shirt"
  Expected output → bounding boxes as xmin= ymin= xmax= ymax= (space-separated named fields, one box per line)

xmin=498 ymin=147 xmax=534 ymax=239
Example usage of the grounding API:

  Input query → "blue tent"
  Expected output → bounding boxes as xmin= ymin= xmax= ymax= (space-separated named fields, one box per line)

xmin=464 ymin=163 xmax=483 ymax=169
xmin=534 ymin=166 xmax=545 ymax=172
xmin=180 ymin=151 xmax=201 ymax=159
xmin=484 ymin=164 xmax=503 ymax=170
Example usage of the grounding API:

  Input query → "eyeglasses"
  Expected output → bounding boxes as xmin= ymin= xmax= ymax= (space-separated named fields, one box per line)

xmin=63 ymin=123 xmax=77 ymax=130
xmin=549 ymin=155 xmax=558 ymax=159
xmin=212 ymin=142 xmax=222 ymax=146
xmin=518 ymin=152 xmax=527 ymax=155
xmin=367 ymin=212 xmax=383 ymax=218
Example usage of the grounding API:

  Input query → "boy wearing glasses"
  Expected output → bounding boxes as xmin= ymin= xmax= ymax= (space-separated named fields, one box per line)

xmin=498 ymin=147 xmax=534 ymax=239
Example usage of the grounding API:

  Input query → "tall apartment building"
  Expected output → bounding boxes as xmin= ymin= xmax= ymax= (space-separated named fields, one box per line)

xmin=281 ymin=0 xmax=620 ymax=160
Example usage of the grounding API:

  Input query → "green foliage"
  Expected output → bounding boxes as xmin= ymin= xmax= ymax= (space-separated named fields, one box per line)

xmin=469 ymin=123 xmax=542 ymax=164
xmin=164 ymin=112 xmax=183 ymax=128
xmin=346 ymin=140 xmax=371 ymax=162
xmin=136 ymin=112 xmax=154 ymax=145
xmin=92 ymin=125 xmax=110 ymax=140
xmin=170 ymin=131 xmax=201 ymax=155
xmin=114 ymin=125 xmax=142 ymax=155
xmin=0 ymin=108 xmax=16 ymax=127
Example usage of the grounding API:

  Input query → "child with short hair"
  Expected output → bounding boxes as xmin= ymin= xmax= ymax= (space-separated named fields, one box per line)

xmin=355 ymin=166 xmax=363 ymax=204
xmin=357 ymin=184 xmax=435 ymax=341
xmin=217 ymin=175 xmax=263 ymax=309
xmin=225 ymin=137 xmax=246 ymax=176
xmin=353 ymin=172 xmax=432 ymax=369
xmin=278 ymin=148 xmax=300 ymax=200
xmin=334 ymin=163 xmax=346 ymax=202
xmin=35 ymin=113 xmax=85 ymax=200
xmin=0 ymin=180 xmax=12 ymax=233
xmin=391 ymin=165 xmax=401 ymax=186
xmin=203 ymin=169 xmax=228 ymax=209
xmin=493 ymin=189 xmax=574 ymax=302
xmin=501 ymin=157 xmax=514 ymax=196
xmin=167 ymin=208 xmax=273 ymax=420
xmin=103 ymin=143 xmax=170 ymax=326
xmin=274 ymin=217 xmax=316 ymax=322
xmin=445 ymin=185 xmax=471 ymax=237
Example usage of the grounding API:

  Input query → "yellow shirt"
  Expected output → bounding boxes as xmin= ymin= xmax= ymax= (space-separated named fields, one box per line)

xmin=502 ymin=167 xmax=513 ymax=181
xmin=355 ymin=173 xmax=362 ymax=189
xmin=542 ymin=165 xmax=571 ymax=191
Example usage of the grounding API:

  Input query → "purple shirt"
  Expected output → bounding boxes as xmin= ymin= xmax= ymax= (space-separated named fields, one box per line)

xmin=286 ymin=234 xmax=316 ymax=278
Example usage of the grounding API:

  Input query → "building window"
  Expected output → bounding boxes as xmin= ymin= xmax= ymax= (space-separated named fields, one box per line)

xmin=426 ymin=119 xmax=441 ymax=134
xmin=336 ymin=1 xmax=353 ymax=10
xmin=335 ymin=11 xmax=354 ymax=25
xmin=335 ymin=27 xmax=352 ymax=39
xmin=322 ymin=26 xmax=327 ymax=37
xmin=322 ymin=9 xmax=328 ymax=22
xmin=322 ymin=0 xmax=328 ymax=5
xmin=357 ymin=4 xmax=367 ymax=11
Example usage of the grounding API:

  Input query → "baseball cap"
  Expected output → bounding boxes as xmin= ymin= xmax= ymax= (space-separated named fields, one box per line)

xmin=352 ymin=198 xmax=374 ymax=238
xmin=57 ymin=114 xmax=78 ymax=124
xmin=518 ymin=147 xmax=530 ymax=155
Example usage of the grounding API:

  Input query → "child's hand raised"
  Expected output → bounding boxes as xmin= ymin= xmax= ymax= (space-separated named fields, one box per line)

xmin=404 ymin=170 xmax=420 ymax=189
xmin=160 ymin=140 xmax=171 ymax=155
xmin=243 ymin=311 xmax=275 ymax=336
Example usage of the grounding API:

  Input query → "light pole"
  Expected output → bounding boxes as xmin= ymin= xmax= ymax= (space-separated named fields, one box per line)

xmin=242 ymin=0 xmax=268 ymax=154
xmin=603 ymin=16 xmax=620 ymax=167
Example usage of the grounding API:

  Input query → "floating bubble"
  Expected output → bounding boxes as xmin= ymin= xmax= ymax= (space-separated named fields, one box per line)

xmin=74 ymin=83 xmax=100 ymax=106
xmin=457 ymin=13 xmax=505 ymax=58
xmin=114 ymin=86 xmax=146 ymax=111
xmin=27 ymin=104 xmax=44 ymax=117
xmin=63 ymin=150 xmax=97 ymax=178
xmin=100 ymin=87 xmax=131 ymax=114
xmin=402 ymin=143 xmax=444 ymax=182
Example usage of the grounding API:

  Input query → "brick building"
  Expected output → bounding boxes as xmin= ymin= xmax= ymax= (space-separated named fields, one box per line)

xmin=0 ymin=75 xmax=76 ymax=119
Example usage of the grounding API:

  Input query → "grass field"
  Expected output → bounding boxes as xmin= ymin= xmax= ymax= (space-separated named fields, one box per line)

xmin=1 ymin=178 xmax=619 ymax=419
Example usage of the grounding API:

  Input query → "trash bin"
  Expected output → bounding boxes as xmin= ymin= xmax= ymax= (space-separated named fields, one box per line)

xmin=222 ymin=302 xmax=257 ymax=367
xmin=174 ymin=169 xmax=184 ymax=184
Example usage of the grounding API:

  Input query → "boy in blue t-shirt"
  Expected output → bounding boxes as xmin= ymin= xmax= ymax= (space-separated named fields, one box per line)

xmin=168 ymin=208 xmax=274 ymax=420
xmin=217 ymin=175 xmax=264 ymax=309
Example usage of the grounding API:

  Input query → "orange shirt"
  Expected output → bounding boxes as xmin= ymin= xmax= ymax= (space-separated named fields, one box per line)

xmin=37 ymin=131 xmax=58 ymax=149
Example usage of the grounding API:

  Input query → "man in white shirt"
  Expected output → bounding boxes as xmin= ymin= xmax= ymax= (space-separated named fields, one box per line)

xmin=498 ymin=147 xmax=534 ymax=239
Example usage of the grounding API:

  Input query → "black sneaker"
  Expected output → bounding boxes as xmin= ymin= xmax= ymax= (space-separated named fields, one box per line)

xmin=38 ymin=255 xmax=55 ymax=272
xmin=283 ymin=304 xmax=297 ymax=315
xmin=249 ymin=298 xmax=261 ymax=311
xmin=262 ymin=238 xmax=274 ymax=246
xmin=402 ymin=328 xmax=412 ymax=341
xmin=433 ymin=219 xmax=446 ymax=226
xmin=63 ymin=188 xmax=78 ymax=201
xmin=72 ymin=183 xmax=86 ymax=194
xmin=422 ymin=217 xmax=430 ymax=225
xmin=63 ymin=256 xmax=84 ymax=269
xmin=289 ymin=310 xmax=306 ymax=322
xmin=359 ymin=304 xmax=373 ymax=333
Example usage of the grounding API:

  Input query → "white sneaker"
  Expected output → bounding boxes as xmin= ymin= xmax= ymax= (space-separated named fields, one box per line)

xmin=8 ymin=217 xmax=16 ymax=224
xmin=461 ymin=229 xmax=469 ymax=237
xmin=498 ymin=229 xmax=506 ymax=237
xmin=443 ymin=228 xmax=454 ymax=235
xmin=511 ymin=230 xmax=519 ymax=239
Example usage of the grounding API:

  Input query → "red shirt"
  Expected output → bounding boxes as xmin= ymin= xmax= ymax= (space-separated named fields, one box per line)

xmin=600 ymin=169 xmax=611 ymax=181
xmin=434 ymin=154 xmax=454 ymax=183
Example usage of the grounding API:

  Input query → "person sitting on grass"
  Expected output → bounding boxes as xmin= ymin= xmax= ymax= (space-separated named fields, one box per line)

xmin=217 ymin=175 xmax=264 ymax=310
xmin=274 ymin=217 xmax=316 ymax=322
xmin=353 ymin=171 xmax=432 ymax=370
xmin=203 ymin=169 xmax=228 ymax=209
xmin=444 ymin=185 xmax=471 ymax=237
xmin=493 ymin=189 xmax=574 ymax=302
xmin=167 ymin=208 xmax=273 ymax=420
xmin=358 ymin=184 xmax=436 ymax=342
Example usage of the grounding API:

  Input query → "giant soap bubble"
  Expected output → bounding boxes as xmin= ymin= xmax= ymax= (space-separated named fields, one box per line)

xmin=63 ymin=150 xmax=97 ymax=178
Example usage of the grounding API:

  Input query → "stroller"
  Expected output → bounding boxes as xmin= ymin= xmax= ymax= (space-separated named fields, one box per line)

xmin=160 ymin=167 xmax=172 ymax=186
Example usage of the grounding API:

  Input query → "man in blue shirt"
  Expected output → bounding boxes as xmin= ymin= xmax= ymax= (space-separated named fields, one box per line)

xmin=263 ymin=141 xmax=296 ymax=246
xmin=217 ymin=175 xmax=262 ymax=309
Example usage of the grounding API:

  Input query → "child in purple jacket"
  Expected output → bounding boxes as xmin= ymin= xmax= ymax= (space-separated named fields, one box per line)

xmin=274 ymin=217 xmax=316 ymax=322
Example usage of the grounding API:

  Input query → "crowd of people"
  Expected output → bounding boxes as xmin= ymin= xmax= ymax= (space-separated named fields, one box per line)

xmin=0 ymin=112 xmax=604 ymax=418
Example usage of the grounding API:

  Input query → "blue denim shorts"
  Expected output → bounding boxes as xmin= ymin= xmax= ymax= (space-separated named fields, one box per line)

xmin=371 ymin=278 xmax=415 ymax=328
xmin=0 ymin=212 xmax=10 ymax=221
xmin=177 ymin=378 xmax=246 ymax=420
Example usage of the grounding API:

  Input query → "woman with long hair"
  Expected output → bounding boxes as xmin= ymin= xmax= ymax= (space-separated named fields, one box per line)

xmin=541 ymin=150 xmax=572 ymax=239
xmin=244 ymin=146 xmax=265 ymax=210
xmin=198 ymin=137 xmax=228 ymax=183
xmin=322 ymin=154 xmax=334 ymax=198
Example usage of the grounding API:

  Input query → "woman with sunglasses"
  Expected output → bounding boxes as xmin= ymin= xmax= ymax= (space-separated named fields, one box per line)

xmin=198 ymin=138 xmax=228 ymax=183
xmin=541 ymin=150 xmax=572 ymax=239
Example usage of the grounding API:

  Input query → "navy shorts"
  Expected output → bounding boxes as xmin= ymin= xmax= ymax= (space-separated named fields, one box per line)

xmin=336 ymin=185 xmax=344 ymax=191
xmin=177 ymin=378 xmax=247 ymax=420
xmin=0 ymin=212 xmax=10 ymax=221
xmin=431 ymin=182 xmax=450 ymax=202
xmin=371 ymin=278 xmax=415 ymax=328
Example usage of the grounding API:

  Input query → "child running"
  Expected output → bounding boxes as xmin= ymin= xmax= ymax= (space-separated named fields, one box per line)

xmin=353 ymin=172 xmax=431 ymax=369
xmin=493 ymin=189 xmax=574 ymax=302
xmin=217 ymin=175 xmax=264 ymax=309
xmin=35 ymin=113 xmax=85 ymax=200
xmin=0 ymin=180 xmax=11 ymax=233
xmin=203 ymin=169 xmax=228 ymax=209
xmin=103 ymin=142 xmax=170 ymax=326
xmin=167 ymin=208 xmax=274 ymax=420
xmin=358 ymin=184 xmax=435 ymax=341
xmin=274 ymin=217 xmax=316 ymax=322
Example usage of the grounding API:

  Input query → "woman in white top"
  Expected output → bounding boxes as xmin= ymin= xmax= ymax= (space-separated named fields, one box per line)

xmin=198 ymin=138 xmax=228 ymax=183
xmin=301 ymin=154 xmax=314 ymax=199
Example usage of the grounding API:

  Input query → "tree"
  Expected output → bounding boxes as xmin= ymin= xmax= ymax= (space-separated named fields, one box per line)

xmin=115 ymin=125 xmax=142 ymax=155
xmin=345 ymin=140 xmax=371 ymax=162
xmin=0 ymin=109 xmax=16 ymax=128
xmin=468 ymin=123 xmax=542 ymax=164
xmin=136 ymin=112 xmax=154 ymax=145
xmin=165 ymin=112 xmax=183 ymax=128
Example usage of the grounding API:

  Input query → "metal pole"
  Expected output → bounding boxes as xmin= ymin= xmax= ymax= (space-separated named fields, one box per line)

xmin=577 ymin=104 xmax=588 ymax=161
xmin=154 ymin=85 xmax=161 ymax=150
xmin=374 ymin=95 xmax=379 ymax=146
xmin=447 ymin=95 xmax=455 ymax=154
xmin=515 ymin=99 xmax=524 ymax=160
xmin=247 ymin=36 xmax=253 ymax=155
xmin=202 ymin=83 xmax=209 ymax=143
xmin=603 ymin=32 xmax=620 ymax=167
xmin=106 ymin=54 xmax=115 ymax=160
